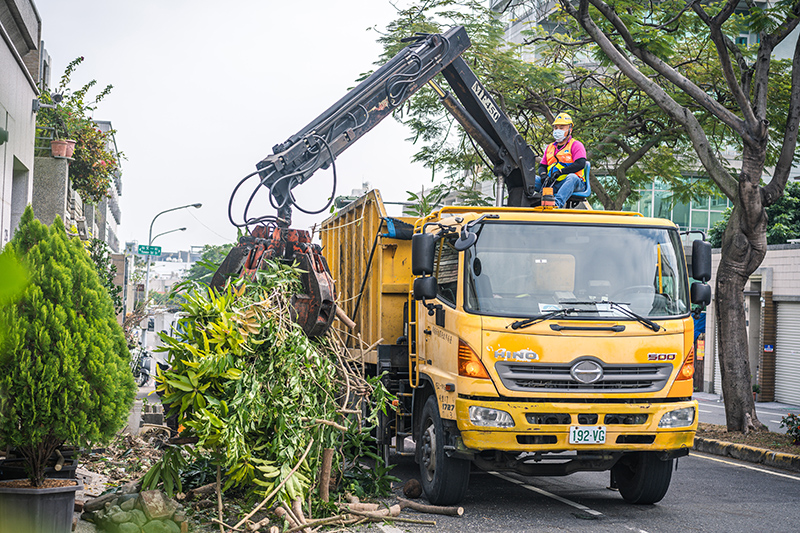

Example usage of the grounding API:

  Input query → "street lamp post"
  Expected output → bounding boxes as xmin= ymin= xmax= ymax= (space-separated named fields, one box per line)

xmin=141 ymin=203 xmax=201 ymax=347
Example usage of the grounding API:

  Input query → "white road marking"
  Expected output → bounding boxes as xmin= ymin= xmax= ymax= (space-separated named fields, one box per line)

xmin=488 ymin=471 xmax=603 ymax=516
xmin=689 ymin=453 xmax=800 ymax=481
xmin=771 ymin=420 xmax=783 ymax=424
xmin=698 ymin=403 xmax=725 ymax=410
xmin=623 ymin=527 xmax=651 ymax=533
xmin=699 ymin=409 xmax=714 ymax=413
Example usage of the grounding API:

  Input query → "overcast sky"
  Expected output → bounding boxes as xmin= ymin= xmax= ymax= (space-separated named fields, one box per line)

xmin=34 ymin=0 xmax=432 ymax=253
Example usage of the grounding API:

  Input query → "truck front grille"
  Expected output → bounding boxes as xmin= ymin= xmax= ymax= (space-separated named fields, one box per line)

xmin=495 ymin=361 xmax=673 ymax=394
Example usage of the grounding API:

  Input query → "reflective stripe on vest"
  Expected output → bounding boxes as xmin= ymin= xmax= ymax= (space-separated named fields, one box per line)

xmin=545 ymin=138 xmax=585 ymax=181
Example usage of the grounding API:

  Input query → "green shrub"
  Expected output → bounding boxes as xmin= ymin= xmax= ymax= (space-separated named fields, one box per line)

xmin=0 ymin=206 xmax=136 ymax=486
xmin=780 ymin=413 xmax=800 ymax=445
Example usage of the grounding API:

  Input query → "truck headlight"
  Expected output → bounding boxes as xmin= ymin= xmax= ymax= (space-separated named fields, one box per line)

xmin=469 ymin=406 xmax=515 ymax=427
xmin=658 ymin=407 xmax=695 ymax=428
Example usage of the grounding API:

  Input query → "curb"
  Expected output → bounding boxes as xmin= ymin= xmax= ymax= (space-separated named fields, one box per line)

xmin=693 ymin=437 xmax=800 ymax=473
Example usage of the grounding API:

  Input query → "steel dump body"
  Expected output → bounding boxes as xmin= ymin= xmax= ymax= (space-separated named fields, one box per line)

xmin=320 ymin=190 xmax=415 ymax=363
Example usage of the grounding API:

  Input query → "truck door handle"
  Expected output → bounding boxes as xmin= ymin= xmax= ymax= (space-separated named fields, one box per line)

xmin=423 ymin=328 xmax=432 ymax=335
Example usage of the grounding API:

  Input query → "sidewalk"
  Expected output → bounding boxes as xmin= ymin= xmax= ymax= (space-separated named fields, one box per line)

xmin=692 ymin=391 xmax=800 ymax=473
xmin=694 ymin=391 xmax=800 ymax=413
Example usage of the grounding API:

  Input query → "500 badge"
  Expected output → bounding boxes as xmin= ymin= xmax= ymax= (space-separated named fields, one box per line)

xmin=647 ymin=353 xmax=677 ymax=361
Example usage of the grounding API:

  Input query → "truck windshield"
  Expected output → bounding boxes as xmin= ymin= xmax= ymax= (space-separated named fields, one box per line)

xmin=463 ymin=222 xmax=689 ymax=319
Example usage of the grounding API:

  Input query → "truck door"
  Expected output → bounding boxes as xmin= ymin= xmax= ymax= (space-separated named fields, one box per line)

xmin=418 ymin=235 xmax=462 ymax=420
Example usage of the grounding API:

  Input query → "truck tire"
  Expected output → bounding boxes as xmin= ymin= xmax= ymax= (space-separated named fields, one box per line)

xmin=612 ymin=452 xmax=673 ymax=504
xmin=377 ymin=408 xmax=392 ymax=467
xmin=418 ymin=396 xmax=470 ymax=505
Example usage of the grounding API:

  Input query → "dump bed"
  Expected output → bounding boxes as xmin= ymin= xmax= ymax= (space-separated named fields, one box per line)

xmin=320 ymin=190 xmax=416 ymax=364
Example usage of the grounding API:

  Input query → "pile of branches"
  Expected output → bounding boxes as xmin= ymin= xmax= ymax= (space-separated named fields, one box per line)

xmin=246 ymin=492 xmax=463 ymax=532
xmin=145 ymin=260 xmax=396 ymax=530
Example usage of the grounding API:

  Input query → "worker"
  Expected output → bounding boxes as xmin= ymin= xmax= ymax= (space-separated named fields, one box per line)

xmin=535 ymin=113 xmax=587 ymax=207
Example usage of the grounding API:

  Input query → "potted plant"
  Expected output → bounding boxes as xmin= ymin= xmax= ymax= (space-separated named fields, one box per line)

xmin=0 ymin=207 xmax=136 ymax=533
xmin=752 ymin=383 xmax=761 ymax=401
xmin=36 ymin=57 xmax=122 ymax=201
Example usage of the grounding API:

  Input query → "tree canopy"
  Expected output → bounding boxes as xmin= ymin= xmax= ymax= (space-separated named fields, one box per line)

xmin=378 ymin=0 xmax=730 ymax=209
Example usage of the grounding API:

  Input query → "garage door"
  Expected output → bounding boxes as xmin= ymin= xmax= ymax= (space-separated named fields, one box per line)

xmin=775 ymin=302 xmax=800 ymax=405
xmin=713 ymin=328 xmax=722 ymax=396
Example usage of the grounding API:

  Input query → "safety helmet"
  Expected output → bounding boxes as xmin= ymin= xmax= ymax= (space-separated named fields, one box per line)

xmin=552 ymin=113 xmax=574 ymax=126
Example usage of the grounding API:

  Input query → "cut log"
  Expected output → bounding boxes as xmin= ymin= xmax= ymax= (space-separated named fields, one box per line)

xmin=398 ymin=497 xmax=464 ymax=516
xmin=347 ymin=504 xmax=401 ymax=519
xmin=319 ymin=448 xmax=334 ymax=502
xmin=54 ymin=449 xmax=65 ymax=471
xmin=339 ymin=502 xmax=380 ymax=512
xmin=187 ymin=482 xmax=216 ymax=500
xmin=335 ymin=306 xmax=356 ymax=329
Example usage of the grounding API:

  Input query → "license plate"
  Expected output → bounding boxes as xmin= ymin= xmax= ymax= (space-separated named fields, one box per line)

xmin=569 ymin=426 xmax=606 ymax=444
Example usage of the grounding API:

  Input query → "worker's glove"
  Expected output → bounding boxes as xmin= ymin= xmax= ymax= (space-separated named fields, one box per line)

xmin=547 ymin=166 xmax=562 ymax=180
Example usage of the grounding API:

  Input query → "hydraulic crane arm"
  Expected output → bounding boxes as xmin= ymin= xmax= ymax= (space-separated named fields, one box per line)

xmin=218 ymin=26 xmax=541 ymax=338
xmin=247 ymin=25 xmax=538 ymax=227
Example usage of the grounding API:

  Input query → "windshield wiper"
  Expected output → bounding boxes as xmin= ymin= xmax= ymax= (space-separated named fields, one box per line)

xmin=559 ymin=300 xmax=663 ymax=332
xmin=508 ymin=308 xmax=578 ymax=330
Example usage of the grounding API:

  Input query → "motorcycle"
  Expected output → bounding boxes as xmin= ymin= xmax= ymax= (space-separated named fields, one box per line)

xmin=130 ymin=347 xmax=152 ymax=387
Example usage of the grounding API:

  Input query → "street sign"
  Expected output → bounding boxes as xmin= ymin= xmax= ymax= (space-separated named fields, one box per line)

xmin=137 ymin=245 xmax=162 ymax=256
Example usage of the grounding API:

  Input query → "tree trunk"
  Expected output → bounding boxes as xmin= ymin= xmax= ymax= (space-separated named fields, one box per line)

xmin=715 ymin=145 xmax=768 ymax=433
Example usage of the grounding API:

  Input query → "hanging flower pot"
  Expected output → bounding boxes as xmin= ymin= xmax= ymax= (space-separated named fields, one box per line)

xmin=63 ymin=139 xmax=76 ymax=158
xmin=50 ymin=139 xmax=68 ymax=157
xmin=50 ymin=140 xmax=76 ymax=158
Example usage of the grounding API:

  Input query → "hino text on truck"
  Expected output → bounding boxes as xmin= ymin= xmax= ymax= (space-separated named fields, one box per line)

xmin=214 ymin=26 xmax=713 ymax=506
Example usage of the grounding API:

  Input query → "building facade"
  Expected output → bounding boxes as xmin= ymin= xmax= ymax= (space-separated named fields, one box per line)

xmin=705 ymin=244 xmax=800 ymax=405
xmin=0 ymin=0 xmax=41 ymax=246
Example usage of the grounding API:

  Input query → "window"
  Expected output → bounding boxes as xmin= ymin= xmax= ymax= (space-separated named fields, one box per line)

xmin=435 ymin=237 xmax=459 ymax=307
xmin=672 ymin=201 xmax=690 ymax=229
xmin=691 ymin=210 xmax=709 ymax=231
xmin=463 ymin=223 xmax=689 ymax=318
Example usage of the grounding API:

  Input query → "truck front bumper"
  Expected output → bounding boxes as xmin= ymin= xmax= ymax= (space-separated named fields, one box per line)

xmin=456 ymin=397 xmax=697 ymax=453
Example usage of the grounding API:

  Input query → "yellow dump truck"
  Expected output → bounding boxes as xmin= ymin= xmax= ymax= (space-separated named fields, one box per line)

xmin=321 ymin=190 xmax=711 ymax=506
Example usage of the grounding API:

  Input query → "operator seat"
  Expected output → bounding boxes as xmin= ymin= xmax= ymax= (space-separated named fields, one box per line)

xmin=565 ymin=161 xmax=592 ymax=209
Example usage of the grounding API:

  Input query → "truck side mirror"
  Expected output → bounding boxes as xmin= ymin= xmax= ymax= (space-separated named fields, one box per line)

xmin=414 ymin=276 xmax=438 ymax=301
xmin=412 ymin=233 xmax=436 ymax=276
xmin=691 ymin=240 xmax=712 ymax=282
xmin=691 ymin=281 xmax=711 ymax=307
xmin=454 ymin=227 xmax=477 ymax=251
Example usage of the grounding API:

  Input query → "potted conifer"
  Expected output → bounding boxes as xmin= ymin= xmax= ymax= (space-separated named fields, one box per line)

xmin=0 ymin=206 xmax=136 ymax=533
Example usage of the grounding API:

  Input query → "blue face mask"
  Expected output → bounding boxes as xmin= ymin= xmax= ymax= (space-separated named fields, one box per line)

xmin=553 ymin=129 xmax=566 ymax=142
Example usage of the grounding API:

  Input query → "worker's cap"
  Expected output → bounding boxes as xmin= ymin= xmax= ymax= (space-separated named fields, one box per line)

xmin=553 ymin=113 xmax=574 ymax=126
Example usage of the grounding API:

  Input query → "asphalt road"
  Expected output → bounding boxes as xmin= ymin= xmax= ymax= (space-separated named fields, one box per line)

xmin=695 ymin=392 xmax=799 ymax=433
xmin=380 ymin=451 xmax=800 ymax=533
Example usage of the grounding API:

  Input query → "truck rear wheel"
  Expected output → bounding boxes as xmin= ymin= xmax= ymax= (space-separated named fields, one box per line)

xmin=419 ymin=396 xmax=470 ymax=505
xmin=612 ymin=452 xmax=673 ymax=504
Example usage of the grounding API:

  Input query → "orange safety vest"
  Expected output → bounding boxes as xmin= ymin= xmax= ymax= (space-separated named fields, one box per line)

xmin=545 ymin=138 xmax=585 ymax=181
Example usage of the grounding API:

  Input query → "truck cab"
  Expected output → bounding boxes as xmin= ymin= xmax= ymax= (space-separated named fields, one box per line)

xmin=408 ymin=205 xmax=702 ymax=504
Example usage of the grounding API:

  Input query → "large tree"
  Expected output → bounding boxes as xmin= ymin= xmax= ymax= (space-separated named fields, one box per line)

xmin=555 ymin=0 xmax=800 ymax=432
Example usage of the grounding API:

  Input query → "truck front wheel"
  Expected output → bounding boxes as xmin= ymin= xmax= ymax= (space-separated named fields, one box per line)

xmin=419 ymin=396 xmax=470 ymax=505
xmin=612 ymin=452 xmax=673 ymax=504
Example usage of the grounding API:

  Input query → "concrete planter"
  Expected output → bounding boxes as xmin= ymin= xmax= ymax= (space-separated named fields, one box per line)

xmin=0 ymin=481 xmax=82 ymax=533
